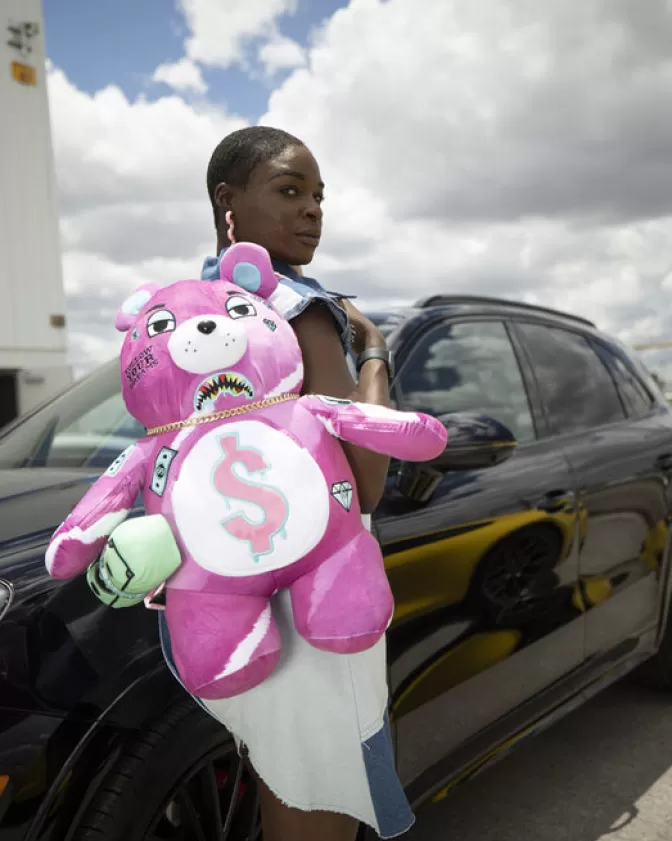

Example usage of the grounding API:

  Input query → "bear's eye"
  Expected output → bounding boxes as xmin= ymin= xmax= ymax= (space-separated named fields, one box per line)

xmin=147 ymin=309 xmax=176 ymax=337
xmin=226 ymin=295 xmax=257 ymax=320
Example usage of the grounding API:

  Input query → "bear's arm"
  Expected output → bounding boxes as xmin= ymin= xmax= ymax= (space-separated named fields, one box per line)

xmin=45 ymin=440 xmax=151 ymax=580
xmin=301 ymin=396 xmax=447 ymax=463
xmin=292 ymin=304 xmax=390 ymax=514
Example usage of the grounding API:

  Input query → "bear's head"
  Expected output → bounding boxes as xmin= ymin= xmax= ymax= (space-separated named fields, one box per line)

xmin=115 ymin=243 xmax=304 ymax=430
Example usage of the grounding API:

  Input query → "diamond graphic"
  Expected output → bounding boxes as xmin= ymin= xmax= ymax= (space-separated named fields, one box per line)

xmin=331 ymin=481 xmax=353 ymax=512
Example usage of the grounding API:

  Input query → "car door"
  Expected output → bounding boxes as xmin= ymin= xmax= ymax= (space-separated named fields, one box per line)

xmin=376 ymin=316 xmax=585 ymax=789
xmin=514 ymin=321 xmax=672 ymax=662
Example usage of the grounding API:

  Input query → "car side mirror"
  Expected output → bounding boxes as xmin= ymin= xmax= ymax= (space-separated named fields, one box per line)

xmin=432 ymin=412 xmax=517 ymax=471
xmin=394 ymin=413 xmax=517 ymax=505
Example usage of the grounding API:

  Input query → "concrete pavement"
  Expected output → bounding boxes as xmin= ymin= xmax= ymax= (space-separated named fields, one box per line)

xmin=409 ymin=680 xmax=672 ymax=840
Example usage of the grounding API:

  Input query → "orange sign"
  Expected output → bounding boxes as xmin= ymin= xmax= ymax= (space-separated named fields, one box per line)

xmin=11 ymin=60 xmax=36 ymax=86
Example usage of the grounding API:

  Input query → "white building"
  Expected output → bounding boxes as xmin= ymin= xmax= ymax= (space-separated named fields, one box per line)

xmin=1 ymin=0 xmax=70 ymax=427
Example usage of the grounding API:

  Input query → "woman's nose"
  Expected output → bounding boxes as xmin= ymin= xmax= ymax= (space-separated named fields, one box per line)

xmin=304 ymin=202 xmax=322 ymax=222
xmin=197 ymin=320 xmax=217 ymax=335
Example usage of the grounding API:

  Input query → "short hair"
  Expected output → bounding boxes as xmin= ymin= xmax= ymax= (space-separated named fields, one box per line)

xmin=206 ymin=126 xmax=304 ymax=227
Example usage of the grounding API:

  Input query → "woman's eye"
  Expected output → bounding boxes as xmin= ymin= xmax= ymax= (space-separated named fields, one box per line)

xmin=147 ymin=309 xmax=176 ymax=336
xmin=226 ymin=296 xmax=257 ymax=319
xmin=280 ymin=186 xmax=299 ymax=197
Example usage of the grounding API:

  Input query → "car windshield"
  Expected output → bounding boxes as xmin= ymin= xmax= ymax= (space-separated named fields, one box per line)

xmin=0 ymin=359 xmax=143 ymax=471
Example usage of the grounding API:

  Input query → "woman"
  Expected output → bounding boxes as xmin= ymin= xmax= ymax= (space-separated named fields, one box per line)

xmin=198 ymin=127 xmax=413 ymax=841
xmin=106 ymin=126 xmax=414 ymax=841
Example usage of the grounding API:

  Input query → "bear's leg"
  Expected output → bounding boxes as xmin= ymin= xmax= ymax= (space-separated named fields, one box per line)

xmin=166 ymin=589 xmax=281 ymax=699
xmin=290 ymin=528 xmax=394 ymax=654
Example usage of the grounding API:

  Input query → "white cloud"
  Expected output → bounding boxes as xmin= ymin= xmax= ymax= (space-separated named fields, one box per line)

xmin=265 ymin=0 xmax=672 ymax=225
xmin=47 ymin=65 xmax=247 ymax=373
xmin=260 ymin=0 xmax=672 ymax=368
xmin=181 ymin=0 xmax=298 ymax=68
xmin=46 ymin=0 xmax=672 ymax=390
xmin=48 ymin=67 xmax=245 ymax=212
xmin=258 ymin=33 xmax=306 ymax=75
xmin=153 ymin=57 xmax=207 ymax=94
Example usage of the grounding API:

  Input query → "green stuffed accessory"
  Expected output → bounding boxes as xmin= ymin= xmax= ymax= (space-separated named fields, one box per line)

xmin=86 ymin=514 xmax=181 ymax=609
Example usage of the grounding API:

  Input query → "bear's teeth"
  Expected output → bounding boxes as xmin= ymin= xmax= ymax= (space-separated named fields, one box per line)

xmin=194 ymin=372 xmax=254 ymax=410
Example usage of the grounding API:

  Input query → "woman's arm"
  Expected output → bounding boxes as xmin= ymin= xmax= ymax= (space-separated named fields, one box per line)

xmin=292 ymin=304 xmax=390 ymax=514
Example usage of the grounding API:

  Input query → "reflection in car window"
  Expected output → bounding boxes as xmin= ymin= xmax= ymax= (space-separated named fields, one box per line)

xmin=0 ymin=361 xmax=143 ymax=470
xmin=519 ymin=323 xmax=625 ymax=435
xmin=600 ymin=348 xmax=654 ymax=418
xmin=396 ymin=320 xmax=535 ymax=444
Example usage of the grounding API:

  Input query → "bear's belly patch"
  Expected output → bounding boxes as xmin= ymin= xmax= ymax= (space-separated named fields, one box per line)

xmin=171 ymin=420 xmax=330 ymax=577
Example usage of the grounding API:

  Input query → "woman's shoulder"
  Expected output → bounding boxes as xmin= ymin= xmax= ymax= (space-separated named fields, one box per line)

xmin=274 ymin=273 xmax=354 ymax=353
xmin=274 ymin=272 xmax=352 ymax=312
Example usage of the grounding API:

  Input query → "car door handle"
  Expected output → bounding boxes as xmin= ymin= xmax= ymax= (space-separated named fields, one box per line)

xmin=655 ymin=453 xmax=672 ymax=473
xmin=533 ymin=489 xmax=576 ymax=513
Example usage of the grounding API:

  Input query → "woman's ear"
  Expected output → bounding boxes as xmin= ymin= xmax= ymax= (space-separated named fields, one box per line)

xmin=214 ymin=183 xmax=235 ymax=228
xmin=115 ymin=284 xmax=160 ymax=332
xmin=214 ymin=182 xmax=230 ymax=211
xmin=219 ymin=243 xmax=278 ymax=299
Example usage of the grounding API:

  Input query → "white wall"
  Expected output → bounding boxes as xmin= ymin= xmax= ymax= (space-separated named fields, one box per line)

xmin=0 ymin=0 xmax=71 ymax=409
xmin=0 ymin=0 xmax=72 ymax=413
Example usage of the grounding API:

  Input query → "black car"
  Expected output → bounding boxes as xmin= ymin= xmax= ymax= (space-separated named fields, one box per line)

xmin=2 ymin=294 xmax=672 ymax=840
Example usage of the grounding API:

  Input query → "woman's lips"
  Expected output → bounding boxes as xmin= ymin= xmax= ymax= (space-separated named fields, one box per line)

xmin=295 ymin=231 xmax=321 ymax=246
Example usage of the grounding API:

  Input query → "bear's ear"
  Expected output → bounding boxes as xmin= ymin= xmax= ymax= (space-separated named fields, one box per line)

xmin=115 ymin=284 xmax=161 ymax=332
xmin=219 ymin=243 xmax=278 ymax=300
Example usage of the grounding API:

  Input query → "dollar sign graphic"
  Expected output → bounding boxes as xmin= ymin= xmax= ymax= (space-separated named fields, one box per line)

xmin=212 ymin=434 xmax=289 ymax=562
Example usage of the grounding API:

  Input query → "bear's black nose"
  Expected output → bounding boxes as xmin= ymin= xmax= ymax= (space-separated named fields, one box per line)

xmin=197 ymin=320 xmax=217 ymax=335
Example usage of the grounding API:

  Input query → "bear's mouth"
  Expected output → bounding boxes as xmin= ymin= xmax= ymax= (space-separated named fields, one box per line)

xmin=194 ymin=371 xmax=254 ymax=412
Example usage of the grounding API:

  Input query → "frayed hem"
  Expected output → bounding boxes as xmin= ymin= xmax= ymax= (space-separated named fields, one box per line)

xmin=245 ymin=748 xmax=415 ymax=838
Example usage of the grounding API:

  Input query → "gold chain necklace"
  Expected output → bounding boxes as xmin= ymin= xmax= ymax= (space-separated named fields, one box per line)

xmin=145 ymin=393 xmax=300 ymax=437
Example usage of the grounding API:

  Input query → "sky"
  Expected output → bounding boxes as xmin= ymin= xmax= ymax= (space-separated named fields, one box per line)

xmin=42 ymin=0 xmax=672 ymax=379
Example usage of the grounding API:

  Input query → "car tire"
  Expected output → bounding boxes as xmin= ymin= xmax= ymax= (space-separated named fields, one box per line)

xmin=71 ymin=698 xmax=259 ymax=841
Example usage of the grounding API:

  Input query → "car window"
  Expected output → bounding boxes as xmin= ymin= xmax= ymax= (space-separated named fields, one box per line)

xmin=395 ymin=320 xmax=535 ymax=444
xmin=0 ymin=360 xmax=143 ymax=470
xmin=518 ymin=322 xmax=625 ymax=436
xmin=596 ymin=345 xmax=655 ymax=418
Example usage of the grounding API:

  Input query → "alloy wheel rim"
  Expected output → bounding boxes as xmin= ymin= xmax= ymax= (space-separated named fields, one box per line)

xmin=145 ymin=744 xmax=261 ymax=840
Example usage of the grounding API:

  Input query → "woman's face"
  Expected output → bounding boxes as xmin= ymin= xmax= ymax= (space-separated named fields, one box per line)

xmin=219 ymin=144 xmax=324 ymax=266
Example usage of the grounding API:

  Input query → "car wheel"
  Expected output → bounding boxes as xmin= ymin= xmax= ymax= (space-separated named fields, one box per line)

xmin=72 ymin=699 xmax=260 ymax=841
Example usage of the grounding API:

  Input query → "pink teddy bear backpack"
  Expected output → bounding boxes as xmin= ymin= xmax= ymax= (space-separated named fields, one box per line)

xmin=45 ymin=243 xmax=447 ymax=699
